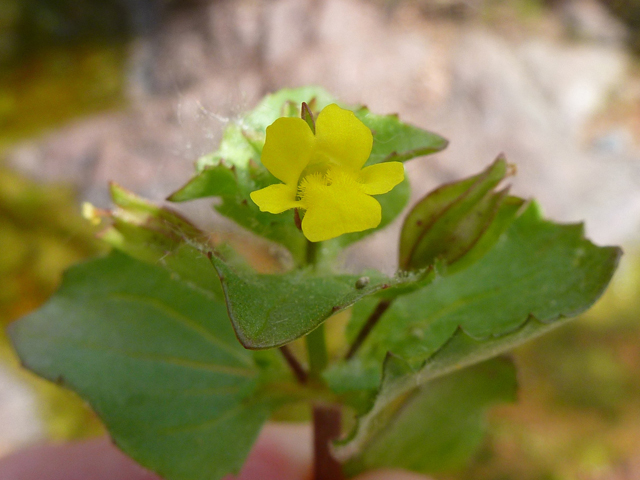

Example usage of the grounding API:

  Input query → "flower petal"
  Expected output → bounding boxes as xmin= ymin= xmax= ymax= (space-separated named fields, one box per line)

xmin=250 ymin=183 xmax=300 ymax=214
xmin=301 ymin=178 xmax=381 ymax=242
xmin=358 ymin=162 xmax=405 ymax=195
xmin=261 ymin=117 xmax=315 ymax=185
xmin=315 ymin=104 xmax=373 ymax=171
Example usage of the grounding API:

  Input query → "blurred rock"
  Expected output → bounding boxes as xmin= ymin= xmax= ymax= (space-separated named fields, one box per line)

xmin=0 ymin=364 xmax=43 ymax=457
xmin=560 ymin=0 xmax=628 ymax=44
xmin=5 ymin=0 xmax=640 ymax=273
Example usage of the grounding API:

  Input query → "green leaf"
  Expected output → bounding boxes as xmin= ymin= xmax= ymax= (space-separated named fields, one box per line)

xmin=446 ymin=194 xmax=525 ymax=275
xmin=337 ymin=315 xmax=574 ymax=462
xmin=349 ymin=201 xmax=621 ymax=367
xmin=9 ymin=252 xmax=292 ymax=480
xmin=334 ymin=202 xmax=621 ymax=460
xmin=399 ymin=157 xmax=513 ymax=270
xmin=209 ymin=251 xmax=434 ymax=349
xmin=214 ymin=196 xmax=308 ymax=265
xmin=109 ymin=182 xmax=203 ymax=238
xmin=343 ymin=358 xmax=517 ymax=475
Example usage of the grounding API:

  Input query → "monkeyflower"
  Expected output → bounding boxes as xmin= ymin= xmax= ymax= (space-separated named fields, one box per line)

xmin=250 ymin=104 xmax=405 ymax=242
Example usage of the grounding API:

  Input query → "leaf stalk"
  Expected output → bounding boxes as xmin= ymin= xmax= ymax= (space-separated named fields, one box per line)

xmin=279 ymin=345 xmax=308 ymax=384
xmin=345 ymin=298 xmax=393 ymax=360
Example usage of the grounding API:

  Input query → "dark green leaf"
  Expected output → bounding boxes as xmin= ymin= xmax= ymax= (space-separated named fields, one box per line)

xmin=334 ymin=202 xmax=621 ymax=459
xmin=9 ymin=252 xmax=292 ymax=480
xmin=214 ymin=197 xmax=308 ymax=265
xmin=337 ymin=314 xmax=576 ymax=461
xmin=343 ymin=358 xmax=517 ymax=475
xmin=350 ymin=201 xmax=621 ymax=367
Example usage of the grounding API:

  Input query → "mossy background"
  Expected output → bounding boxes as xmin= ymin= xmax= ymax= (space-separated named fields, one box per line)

xmin=2 ymin=0 xmax=640 ymax=479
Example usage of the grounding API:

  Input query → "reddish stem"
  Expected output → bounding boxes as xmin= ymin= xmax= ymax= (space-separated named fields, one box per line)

xmin=279 ymin=346 xmax=308 ymax=384
xmin=312 ymin=405 xmax=345 ymax=480
xmin=345 ymin=299 xmax=392 ymax=360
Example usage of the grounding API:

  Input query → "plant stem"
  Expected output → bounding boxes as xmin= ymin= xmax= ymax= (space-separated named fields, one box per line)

xmin=345 ymin=298 xmax=392 ymax=360
xmin=279 ymin=346 xmax=308 ymax=384
xmin=302 ymin=237 xmax=342 ymax=479
xmin=312 ymin=404 xmax=345 ymax=480
xmin=306 ymin=239 xmax=320 ymax=266
xmin=306 ymin=324 xmax=328 ymax=378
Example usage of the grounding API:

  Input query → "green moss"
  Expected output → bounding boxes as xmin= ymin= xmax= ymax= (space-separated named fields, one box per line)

xmin=0 ymin=165 xmax=110 ymax=441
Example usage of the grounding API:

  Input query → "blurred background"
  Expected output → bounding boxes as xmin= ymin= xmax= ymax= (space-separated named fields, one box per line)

xmin=1 ymin=0 xmax=640 ymax=479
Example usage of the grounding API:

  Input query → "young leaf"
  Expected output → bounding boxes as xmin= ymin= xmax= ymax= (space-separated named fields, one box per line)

xmin=109 ymin=182 xmax=203 ymax=238
xmin=301 ymin=102 xmax=316 ymax=134
xmin=399 ymin=157 xmax=512 ymax=270
xmin=9 ymin=252 xmax=293 ymax=480
xmin=195 ymin=123 xmax=262 ymax=172
xmin=243 ymin=86 xmax=338 ymax=132
xmin=343 ymin=358 xmax=517 ymax=475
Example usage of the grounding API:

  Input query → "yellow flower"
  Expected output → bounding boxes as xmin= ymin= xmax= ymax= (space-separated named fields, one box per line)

xmin=250 ymin=104 xmax=405 ymax=242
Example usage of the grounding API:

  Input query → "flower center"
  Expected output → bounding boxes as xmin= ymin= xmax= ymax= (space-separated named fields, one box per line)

xmin=297 ymin=166 xmax=362 ymax=210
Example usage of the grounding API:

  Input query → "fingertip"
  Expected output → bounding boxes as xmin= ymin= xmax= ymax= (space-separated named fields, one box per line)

xmin=0 ymin=437 xmax=159 ymax=480
xmin=233 ymin=423 xmax=312 ymax=480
